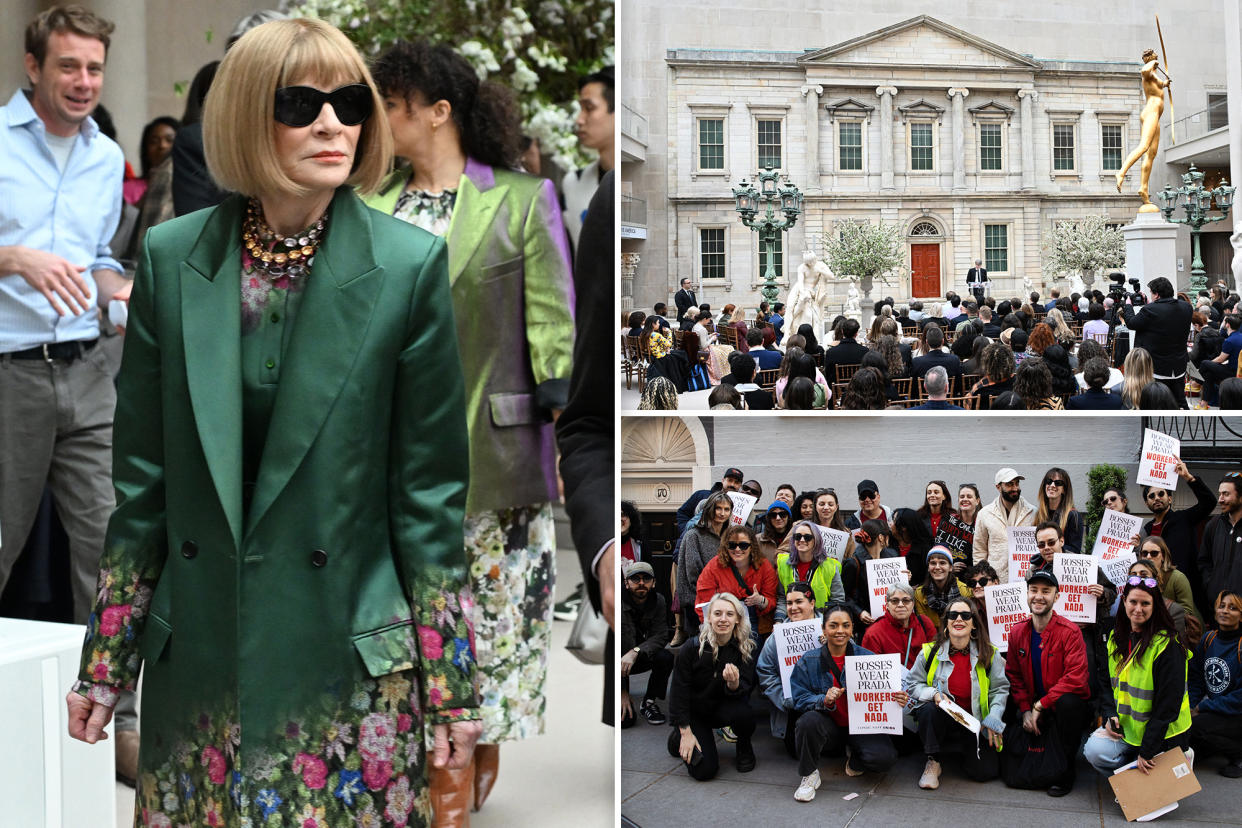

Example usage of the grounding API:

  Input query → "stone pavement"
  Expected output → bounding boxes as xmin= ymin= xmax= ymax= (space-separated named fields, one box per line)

xmin=621 ymin=673 xmax=1240 ymax=827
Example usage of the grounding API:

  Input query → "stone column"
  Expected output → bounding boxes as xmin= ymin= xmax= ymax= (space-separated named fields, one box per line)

xmin=948 ymin=87 xmax=969 ymax=191
xmin=91 ymin=0 xmax=147 ymax=166
xmin=800 ymin=84 xmax=824 ymax=191
xmin=876 ymin=86 xmax=897 ymax=190
xmin=1225 ymin=0 xmax=1242 ymax=290
xmin=1018 ymin=88 xmax=1038 ymax=191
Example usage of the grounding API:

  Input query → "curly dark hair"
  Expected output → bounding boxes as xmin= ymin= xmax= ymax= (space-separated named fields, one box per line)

xmin=841 ymin=367 xmax=887 ymax=410
xmin=1013 ymin=357 xmax=1054 ymax=409
xmin=981 ymin=342 xmax=1015 ymax=383
xmin=371 ymin=39 xmax=520 ymax=169
xmin=621 ymin=500 xmax=643 ymax=543
xmin=1027 ymin=323 xmax=1055 ymax=355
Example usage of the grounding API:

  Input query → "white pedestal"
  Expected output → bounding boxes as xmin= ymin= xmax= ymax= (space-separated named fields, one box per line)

xmin=1122 ymin=212 xmax=1179 ymax=288
xmin=0 ymin=618 xmax=115 ymax=828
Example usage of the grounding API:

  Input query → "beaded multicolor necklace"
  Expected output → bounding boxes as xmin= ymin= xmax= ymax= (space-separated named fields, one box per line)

xmin=242 ymin=198 xmax=328 ymax=280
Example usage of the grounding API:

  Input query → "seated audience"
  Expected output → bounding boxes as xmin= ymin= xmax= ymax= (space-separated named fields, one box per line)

xmin=638 ymin=376 xmax=678 ymax=410
xmin=968 ymin=343 xmax=1016 ymax=410
xmin=707 ymin=384 xmax=743 ymax=410
xmin=1068 ymin=357 xmax=1126 ymax=409
xmin=841 ymin=366 xmax=889 ymax=410
xmin=911 ymin=365 xmax=963 ymax=410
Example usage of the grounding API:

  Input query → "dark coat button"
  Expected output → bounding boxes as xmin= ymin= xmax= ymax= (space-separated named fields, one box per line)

xmin=181 ymin=540 xmax=198 ymax=559
xmin=311 ymin=549 xmax=328 ymax=567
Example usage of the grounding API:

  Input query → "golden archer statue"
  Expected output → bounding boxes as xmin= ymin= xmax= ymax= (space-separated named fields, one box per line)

xmin=1115 ymin=48 xmax=1170 ymax=212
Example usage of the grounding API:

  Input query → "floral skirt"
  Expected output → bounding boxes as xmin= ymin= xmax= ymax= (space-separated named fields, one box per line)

xmin=465 ymin=502 xmax=556 ymax=743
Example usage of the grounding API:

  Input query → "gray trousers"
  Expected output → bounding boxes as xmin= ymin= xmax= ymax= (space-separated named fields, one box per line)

xmin=0 ymin=344 xmax=136 ymax=730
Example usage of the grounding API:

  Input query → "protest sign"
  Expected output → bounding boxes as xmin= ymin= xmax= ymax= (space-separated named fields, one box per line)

xmin=1100 ymin=551 xmax=1138 ymax=588
xmin=865 ymin=557 xmax=910 ymax=619
xmin=726 ymin=491 xmax=757 ymax=526
xmin=773 ymin=618 xmax=822 ymax=699
xmin=1007 ymin=527 xmax=1037 ymax=582
xmin=818 ymin=526 xmax=851 ymax=561
xmin=1137 ymin=429 xmax=1180 ymax=490
xmin=984 ymin=582 xmax=1028 ymax=653
xmin=844 ymin=653 xmax=902 ymax=735
xmin=1054 ymin=553 xmax=1098 ymax=624
xmin=1092 ymin=509 xmax=1143 ymax=586
xmin=934 ymin=514 xmax=975 ymax=567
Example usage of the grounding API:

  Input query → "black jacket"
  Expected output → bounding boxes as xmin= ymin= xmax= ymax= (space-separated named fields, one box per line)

xmin=1122 ymin=297 xmax=1193 ymax=376
xmin=621 ymin=590 xmax=670 ymax=657
xmin=1101 ymin=632 xmax=1191 ymax=760
xmin=912 ymin=350 xmax=963 ymax=380
xmin=1198 ymin=511 xmax=1242 ymax=604
xmin=668 ymin=638 xmax=755 ymax=726
xmin=675 ymin=288 xmax=697 ymax=321
xmin=1144 ymin=474 xmax=1216 ymax=581
xmin=1067 ymin=388 xmax=1127 ymax=410
xmin=822 ymin=338 xmax=870 ymax=376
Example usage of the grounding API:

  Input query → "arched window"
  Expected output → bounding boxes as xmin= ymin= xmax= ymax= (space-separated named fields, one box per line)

xmin=910 ymin=221 xmax=940 ymax=237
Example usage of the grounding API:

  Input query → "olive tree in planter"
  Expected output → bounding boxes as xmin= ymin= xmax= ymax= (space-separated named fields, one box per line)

xmin=1084 ymin=462 xmax=1129 ymax=550
xmin=823 ymin=220 xmax=904 ymax=308
xmin=1042 ymin=215 xmax=1125 ymax=293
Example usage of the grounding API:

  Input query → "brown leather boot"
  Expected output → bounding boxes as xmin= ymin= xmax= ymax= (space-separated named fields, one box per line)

xmin=429 ymin=762 xmax=473 ymax=828
xmin=472 ymin=743 xmax=499 ymax=812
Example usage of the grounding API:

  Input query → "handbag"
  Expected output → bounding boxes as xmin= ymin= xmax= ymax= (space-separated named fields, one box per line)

xmin=1000 ymin=714 xmax=1066 ymax=789
xmin=565 ymin=582 xmax=608 ymax=665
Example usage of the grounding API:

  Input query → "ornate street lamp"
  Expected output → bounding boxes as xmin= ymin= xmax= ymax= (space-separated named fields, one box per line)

xmin=732 ymin=166 xmax=803 ymax=306
xmin=1156 ymin=163 xmax=1235 ymax=292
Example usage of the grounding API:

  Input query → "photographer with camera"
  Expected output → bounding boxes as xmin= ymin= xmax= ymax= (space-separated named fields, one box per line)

xmin=1120 ymin=276 xmax=1192 ymax=408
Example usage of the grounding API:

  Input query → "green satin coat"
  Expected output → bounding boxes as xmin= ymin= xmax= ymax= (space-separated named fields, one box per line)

xmin=75 ymin=189 xmax=477 ymax=824
xmin=364 ymin=159 xmax=574 ymax=514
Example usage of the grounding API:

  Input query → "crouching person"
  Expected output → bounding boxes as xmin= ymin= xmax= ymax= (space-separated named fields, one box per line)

xmin=757 ymin=581 xmax=818 ymax=757
xmin=789 ymin=605 xmax=904 ymax=801
xmin=667 ymin=593 xmax=758 ymax=779
xmin=620 ymin=563 xmax=673 ymax=728
xmin=906 ymin=598 xmax=1009 ymax=789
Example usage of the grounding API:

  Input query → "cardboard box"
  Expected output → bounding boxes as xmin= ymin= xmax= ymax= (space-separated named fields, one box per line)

xmin=1108 ymin=747 xmax=1201 ymax=821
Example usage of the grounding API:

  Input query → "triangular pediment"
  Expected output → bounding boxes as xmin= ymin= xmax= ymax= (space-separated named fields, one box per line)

xmin=897 ymin=99 xmax=946 ymax=120
xmin=800 ymin=15 xmax=1041 ymax=70
xmin=824 ymin=97 xmax=875 ymax=116
xmin=968 ymin=100 xmax=1017 ymax=117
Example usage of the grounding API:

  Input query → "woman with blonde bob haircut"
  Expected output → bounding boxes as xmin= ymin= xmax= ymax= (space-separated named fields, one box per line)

xmin=667 ymin=593 xmax=759 ymax=780
xmin=67 ymin=17 xmax=481 ymax=827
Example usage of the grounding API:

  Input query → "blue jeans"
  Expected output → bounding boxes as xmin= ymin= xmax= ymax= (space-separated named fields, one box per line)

xmin=1083 ymin=731 xmax=1138 ymax=774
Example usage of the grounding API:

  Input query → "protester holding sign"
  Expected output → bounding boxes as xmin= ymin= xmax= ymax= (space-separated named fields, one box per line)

xmin=1137 ymin=429 xmax=1182 ymax=491
xmin=967 ymin=563 xmax=1000 ymax=604
xmin=790 ymin=606 xmax=905 ymax=801
xmin=1092 ymin=507 xmax=1143 ymax=587
xmin=975 ymin=468 xmax=1035 ymax=582
xmin=675 ymin=491 xmax=733 ymax=638
xmin=918 ymin=480 xmax=956 ymax=544
xmin=667 ymin=593 xmax=759 ymax=780
xmin=905 ymin=598 xmax=1009 ymax=789
xmin=1002 ymin=570 xmax=1091 ymax=796
xmin=812 ymin=489 xmax=857 ymax=560
xmin=1102 ymin=486 xmax=1132 ymax=514
xmin=1188 ymin=590 xmax=1242 ymax=778
xmin=1035 ymin=467 xmax=1083 ymax=553
xmin=695 ymin=525 xmax=779 ymax=636
xmin=862 ymin=583 xmax=937 ymax=671
xmin=934 ymin=512 xmax=976 ymax=578
xmin=757 ymin=582 xmax=819 ymax=755
xmin=842 ymin=518 xmax=902 ymax=624
xmin=1141 ymin=457 xmax=1217 ymax=615
xmin=915 ymin=547 xmax=973 ymax=628
xmin=775 ymin=520 xmax=845 ymax=620
xmin=1083 ymin=578 xmax=1193 ymax=775
xmin=982 ymin=579 xmax=1026 ymax=653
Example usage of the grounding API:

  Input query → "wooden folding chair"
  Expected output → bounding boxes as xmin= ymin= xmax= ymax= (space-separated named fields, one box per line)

xmin=835 ymin=363 xmax=862 ymax=384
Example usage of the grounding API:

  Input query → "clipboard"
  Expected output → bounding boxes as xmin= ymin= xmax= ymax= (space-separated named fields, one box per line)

xmin=1108 ymin=747 xmax=1201 ymax=822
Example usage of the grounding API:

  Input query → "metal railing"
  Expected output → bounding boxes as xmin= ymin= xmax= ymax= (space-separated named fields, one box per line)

xmin=621 ymin=194 xmax=647 ymax=226
xmin=1171 ymin=99 xmax=1228 ymax=144
xmin=621 ymin=103 xmax=649 ymax=146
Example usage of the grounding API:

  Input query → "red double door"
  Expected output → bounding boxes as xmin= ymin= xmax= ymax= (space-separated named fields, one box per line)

xmin=911 ymin=243 xmax=941 ymax=297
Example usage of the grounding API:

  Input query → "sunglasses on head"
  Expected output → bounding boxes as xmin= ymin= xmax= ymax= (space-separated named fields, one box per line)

xmin=274 ymin=83 xmax=373 ymax=127
xmin=944 ymin=609 xmax=974 ymax=621
xmin=726 ymin=541 xmax=751 ymax=551
xmin=793 ymin=533 xmax=815 ymax=542
xmin=967 ymin=577 xmax=992 ymax=588
xmin=1127 ymin=576 xmax=1158 ymax=589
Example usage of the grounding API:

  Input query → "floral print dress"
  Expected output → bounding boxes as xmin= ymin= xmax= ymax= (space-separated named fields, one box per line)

xmin=74 ymin=213 xmax=479 ymax=827
xmin=395 ymin=187 xmax=556 ymax=744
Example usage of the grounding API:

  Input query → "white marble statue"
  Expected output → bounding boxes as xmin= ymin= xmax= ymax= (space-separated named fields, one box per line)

xmin=786 ymin=249 xmax=833 ymax=342
xmin=844 ymin=277 xmax=862 ymax=323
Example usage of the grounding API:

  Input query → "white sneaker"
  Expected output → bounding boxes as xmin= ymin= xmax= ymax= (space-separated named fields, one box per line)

xmin=1184 ymin=748 xmax=1195 ymax=769
xmin=794 ymin=769 xmax=821 ymax=802
xmin=919 ymin=757 xmax=941 ymax=790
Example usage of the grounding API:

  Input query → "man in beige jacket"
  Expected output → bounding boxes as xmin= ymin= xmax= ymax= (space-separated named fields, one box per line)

xmin=973 ymin=468 xmax=1036 ymax=581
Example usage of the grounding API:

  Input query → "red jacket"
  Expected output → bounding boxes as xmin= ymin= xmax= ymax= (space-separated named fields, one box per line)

xmin=861 ymin=610 xmax=936 ymax=669
xmin=1004 ymin=612 xmax=1089 ymax=712
xmin=695 ymin=557 xmax=778 ymax=633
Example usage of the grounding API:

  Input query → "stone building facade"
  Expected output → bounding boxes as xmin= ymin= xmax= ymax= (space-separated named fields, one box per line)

xmin=621 ymin=6 xmax=1239 ymax=315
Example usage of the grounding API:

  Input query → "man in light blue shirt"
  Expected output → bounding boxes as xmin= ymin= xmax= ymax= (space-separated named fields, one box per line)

xmin=0 ymin=4 xmax=137 ymax=784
